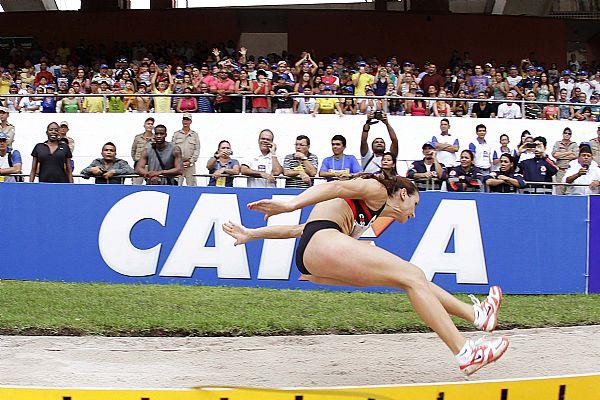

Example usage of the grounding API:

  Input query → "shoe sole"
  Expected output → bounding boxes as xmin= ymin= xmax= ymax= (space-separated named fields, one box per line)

xmin=462 ymin=337 xmax=509 ymax=376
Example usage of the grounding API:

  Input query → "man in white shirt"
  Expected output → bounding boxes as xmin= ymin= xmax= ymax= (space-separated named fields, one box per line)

xmin=563 ymin=145 xmax=600 ymax=195
xmin=496 ymin=92 xmax=522 ymax=119
xmin=558 ymin=70 xmax=574 ymax=99
xmin=468 ymin=124 xmax=492 ymax=173
xmin=431 ymin=118 xmax=459 ymax=167
xmin=241 ymin=129 xmax=283 ymax=188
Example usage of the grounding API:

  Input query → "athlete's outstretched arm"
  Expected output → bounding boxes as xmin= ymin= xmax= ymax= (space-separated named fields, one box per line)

xmin=222 ymin=221 xmax=304 ymax=245
xmin=248 ymin=178 xmax=385 ymax=219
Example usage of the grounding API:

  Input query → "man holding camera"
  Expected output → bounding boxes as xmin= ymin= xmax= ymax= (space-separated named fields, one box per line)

xmin=518 ymin=136 xmax=558 ymax=194
xmin=283 ymin=135 xmax=318 ymax=189
xmin=360 ymin=111 xmax=398 ymax=173
xmin=551 ymin=128 xmax=579 ymax=195
xmin=563 ymin=145 xmax=600 ymax=195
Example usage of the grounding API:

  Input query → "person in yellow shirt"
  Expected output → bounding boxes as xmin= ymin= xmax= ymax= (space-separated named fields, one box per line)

xmin=151 ymin=63 xmax=174 ymax=113
xmin=351 ymin=62 xmax=375 ymax=96
xmin=313 ymin=85 xmax=343 ymax=115
xmin=0 ymin=72 xmax=13 ymax=94
xmin=82 ymin=81 xmax=105 ymax=113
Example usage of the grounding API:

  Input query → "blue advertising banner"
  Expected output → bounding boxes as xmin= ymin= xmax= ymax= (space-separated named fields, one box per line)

xmin=0 ymin=183 xmax=589 ymax=294
xmin=589 ymin=195 xmax=600 ymax=293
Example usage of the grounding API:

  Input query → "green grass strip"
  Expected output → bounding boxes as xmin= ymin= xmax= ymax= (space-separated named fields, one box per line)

xmin=0 ymin=281 xmax=599 ymax=336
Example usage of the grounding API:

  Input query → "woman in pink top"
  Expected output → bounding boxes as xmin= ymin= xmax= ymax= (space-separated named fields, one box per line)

xmin=176 ymin=86 xmax=198 ymax=113
xmin=542 ymin=95 xmax=560 ymax=120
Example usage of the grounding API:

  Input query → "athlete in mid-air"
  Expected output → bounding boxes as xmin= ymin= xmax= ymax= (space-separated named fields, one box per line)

xmin=223 ymin=173 xmax=507 ymax=375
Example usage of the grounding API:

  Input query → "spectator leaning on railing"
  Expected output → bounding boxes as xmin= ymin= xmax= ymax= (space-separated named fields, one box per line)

xmin=134 ymin=124 xmax=183 ymax=185
xmin=283 ymin=135 xmax=318 ymax=189
xmin=446 ymin=149 xmax=483 ymax=192
xmin=80 ymin=142 xmax=134 ymax=184
xmin=483 ymin=153 xmax=525 ymax=193
xmin=518 ymin=136 xmax=558 ymax=194
xmin=0 ymin=132 xmax=22 ymax=183
xmin=207 ymin=140 xmax=240 ymax=187
xmin=319 ymin=134 xmax=361 ymax=182
xmin=406 ymin=142 xmax=446 ymax=191
xmin=563 ymin=145 xmax=600 ymax=195
xmin=240 ymin=129 xmax=282 ymax=188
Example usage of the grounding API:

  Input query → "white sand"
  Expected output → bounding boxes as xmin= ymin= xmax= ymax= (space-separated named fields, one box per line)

xmin=1 ymin=326 xmax=599 ymax=388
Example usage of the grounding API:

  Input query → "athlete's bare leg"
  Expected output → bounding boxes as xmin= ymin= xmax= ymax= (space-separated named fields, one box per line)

xmin=303 ymin=230 xmax=467 ymax=354
xmin=224 ymin=221 xmax=475 ymax=323
xmin=428 ymin=282 xmax=475 ymax=322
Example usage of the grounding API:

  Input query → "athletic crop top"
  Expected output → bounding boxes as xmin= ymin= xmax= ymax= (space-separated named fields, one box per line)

xmin=343 ymin=198 xmax=386 ymax=239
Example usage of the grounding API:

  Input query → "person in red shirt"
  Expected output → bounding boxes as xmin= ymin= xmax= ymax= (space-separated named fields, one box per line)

xmin=251 ymin=69 xmax=271 ymax=113
xmin=211 ymin=69 xmax=235 ymax=113
xmin=34 ymin=62 xmax=55 ymax=86
xmin=419 ymin=63 xmax=444 ymax=92
xmin=321 ymin=65 xmax=339 ymax=91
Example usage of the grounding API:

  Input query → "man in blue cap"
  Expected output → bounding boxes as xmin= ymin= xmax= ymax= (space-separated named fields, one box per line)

xmin=92 ymin=63 xmax=114 ymax=86
xmin=558 ymin=69 xmax=574 ymax=99
xmin=0 ymin=131 xmax=22 ymax=183
xmin=520 ymin=65 xmax=539 ymax=93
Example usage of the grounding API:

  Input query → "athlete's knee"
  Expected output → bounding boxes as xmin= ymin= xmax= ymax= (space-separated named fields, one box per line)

xmin=400 ymin=265 xmax=429 ymax=291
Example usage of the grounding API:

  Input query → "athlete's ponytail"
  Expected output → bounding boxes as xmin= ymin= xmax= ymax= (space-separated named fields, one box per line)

xmin=355 ymin=172 xmax=418 ymax=197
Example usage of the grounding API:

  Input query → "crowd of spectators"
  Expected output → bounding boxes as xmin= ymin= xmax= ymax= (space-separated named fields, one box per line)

xmin=2 ymin=108 xmax=599 ymax=194
xmin=0 ymin=41 xmax=598 ymax=120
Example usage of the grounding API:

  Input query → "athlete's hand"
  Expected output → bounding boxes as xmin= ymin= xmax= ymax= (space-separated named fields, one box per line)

xmin=222 ymin=220 xmax=252 ymax=246
xmin=247 ymin=199 xmax=294 ymax=220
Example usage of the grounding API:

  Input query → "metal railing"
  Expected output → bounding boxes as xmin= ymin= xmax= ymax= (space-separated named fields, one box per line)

xmin=4 ymin=172 xmax=594 ymax=194
xmin=2 ymin=92 xmax=597 ymax=117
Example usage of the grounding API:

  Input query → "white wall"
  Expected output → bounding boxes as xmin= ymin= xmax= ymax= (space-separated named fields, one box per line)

xmin=7 ymin=113 xmax=598 ymax=183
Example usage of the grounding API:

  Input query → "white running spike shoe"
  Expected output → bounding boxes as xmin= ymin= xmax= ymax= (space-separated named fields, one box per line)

xmin=470 ymin=285 xmax=503 ymax=332
xmin=458 ymin=336 xmax=510 ymax=376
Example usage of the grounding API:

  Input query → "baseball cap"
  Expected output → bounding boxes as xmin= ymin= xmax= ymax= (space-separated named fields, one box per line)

xmin=100 ymin=64 xmax=109 ymax=69
xmin=403 ymin=61 xmax=412 ymax=66
xmin=59 ymin=121 xmax=69 ymax=127
xmin=182 ymin=112 xmax=192 ymax=120
xmin=422 ymin=142 xmax=435 ymax=150
xmin=358 ymin=61 xmax=367 ymax=67
xmin=577 ymin=70 xmax=588 ymax=76
xmin=175 ymin=72 xmax=185 ymax=78
xmin=277 ymin=60 xmax=287 ymax=66
xmin=526 ymin=66 xmax=535 ymax=71
xmin=342 ymin=85 xmax=354 ymax=94
xmin=535 ymin=66 xmax=544 ymax=71
xmin=0 ymin=132 xmax=8 ymax=140
xmin=118 ymin=57 xmax=128 ymax=63
xmin=484 ymin=63 xmax=492 ymax=68
xmin=113 ymin=82 xmax=122 ymax=88
xmin=323 ymin=85 xmax=332 ymax=91
xmin=562 ymin=69 xmax=571 ymax=75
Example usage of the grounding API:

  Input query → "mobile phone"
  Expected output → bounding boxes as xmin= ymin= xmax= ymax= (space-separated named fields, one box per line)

xmin=525 ymin=143 xmax=537 ymax=149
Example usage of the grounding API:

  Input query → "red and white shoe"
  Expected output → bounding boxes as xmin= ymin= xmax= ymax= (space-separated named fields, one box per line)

xmin=470 ymin=285 xmax=503 ymax=332
xmin=458 ymin=336 xmax=509 ymax=376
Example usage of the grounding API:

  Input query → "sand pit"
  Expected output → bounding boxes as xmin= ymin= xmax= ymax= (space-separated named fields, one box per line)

xmin=1 ymin=325 xmax=599 ymax=388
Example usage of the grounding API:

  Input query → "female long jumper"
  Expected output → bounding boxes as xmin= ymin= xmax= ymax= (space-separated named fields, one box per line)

xmin=223 ymin=174 xmax=508 ymax=375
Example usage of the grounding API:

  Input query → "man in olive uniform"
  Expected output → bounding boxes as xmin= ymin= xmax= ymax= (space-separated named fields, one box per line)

xmin=172 ymin=112 xmax=200 ymax=186
xmin=130 ymin=117 xmax=154 ymax=184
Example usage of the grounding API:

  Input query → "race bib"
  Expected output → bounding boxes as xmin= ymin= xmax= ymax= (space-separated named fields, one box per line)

xmin=0 ymin=176 xmax=4 ymax=182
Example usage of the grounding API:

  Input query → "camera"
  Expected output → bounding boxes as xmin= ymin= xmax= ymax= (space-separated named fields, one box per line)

xmin=525 ymin=143 xmax=537 ymax=149
xmin=374 ymin=111 xmax=384 ymax=120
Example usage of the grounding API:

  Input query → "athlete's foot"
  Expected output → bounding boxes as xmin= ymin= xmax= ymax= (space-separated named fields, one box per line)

xmin=470 ymin=285 xmax=503 ymax=332
xmin=457 ymin=336 xmax=509 ymax=376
